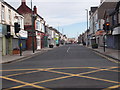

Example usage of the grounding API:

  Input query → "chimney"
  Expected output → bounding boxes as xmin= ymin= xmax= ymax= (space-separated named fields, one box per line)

xmin=34 ymin=6 xmax=37 ymax=14
xmin=21 ymin=0 xmax=26 ymax=5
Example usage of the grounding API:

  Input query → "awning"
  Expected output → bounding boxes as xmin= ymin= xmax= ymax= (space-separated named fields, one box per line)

xmin=96 ymin=30 xmax=104 ymax=35
xmin=112 ymin=27 xmax=120 ymax=35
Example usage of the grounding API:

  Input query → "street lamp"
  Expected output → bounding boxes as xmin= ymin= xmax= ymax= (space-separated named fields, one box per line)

xmin=31 ymin=0 xmax=37 ymax=53
xmin=85 ymin=9 xmax=89 ymax=46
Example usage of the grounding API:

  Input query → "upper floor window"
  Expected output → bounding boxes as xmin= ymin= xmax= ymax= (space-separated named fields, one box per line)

xmin=8 ymin=9 xmax=11 ymax=22
xmin=1 ymin=5 xmax=5 ymax=21
xmin=118 ymin=7 xmax=120 ymax=23
xmin=36 ymin=21 xmax=40 ymax=30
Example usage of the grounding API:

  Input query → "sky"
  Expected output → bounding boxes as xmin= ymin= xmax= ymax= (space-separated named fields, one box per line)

xmin=5 ymin=0 xmax=101 ymax=38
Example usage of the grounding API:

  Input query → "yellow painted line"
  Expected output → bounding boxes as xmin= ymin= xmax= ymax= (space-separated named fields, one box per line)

xmin=102 ymin=84 xmax=120 ymax=90
xmin=1 ymin=66 xmax=119 ymax=72
xmin=0 ymin=67 xmax=100 ymax=72
xmin=0 ymin=76 xmax=50 ymax=90
xmin=5 ymin=67 xmax=119 ymax=89
xmin=94 ymin=51 xmax=120 ymax=64
xmin=46 ymin=70 xmax=76 ymax=76
xmin=79 ymin=75 xmax=119 ymax=84
xmin=9 ymin=76 xmax=72 ymax=89
xmin=47 ymin=67 xmax=100 ymax=70
xmin=78 ymin=69 xmax=105 ymax=75
xmin=5 ymin=70 xmax=41 ymax=77
xmin=1 ymin=68 xmax=41 ymax=72
xmin=47 ymin=69 xmax=120 ymax=84
xmin=33 ymin=76 xmax=72 ymax=84
xmin=5 ymin=69 xmax=104 ymax=89
xmin=106 ymin=70 xmax=120 ymax=72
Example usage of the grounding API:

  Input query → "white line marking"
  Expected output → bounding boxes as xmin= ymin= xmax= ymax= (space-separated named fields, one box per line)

xmin=67 ymin=47 xmax=70 ymax=53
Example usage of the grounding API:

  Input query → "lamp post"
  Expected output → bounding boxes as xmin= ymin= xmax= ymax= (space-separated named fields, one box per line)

xmin=103 ymin=34 xmax=106 ymax=52
xmin=31 ymin=0 xmax=35 ymax=53
xmin=85 ymin=9 xmax=89 ymax=46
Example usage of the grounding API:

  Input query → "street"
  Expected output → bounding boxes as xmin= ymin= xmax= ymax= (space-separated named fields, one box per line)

xmin=1 ymin=44 xmax=119 ymax=89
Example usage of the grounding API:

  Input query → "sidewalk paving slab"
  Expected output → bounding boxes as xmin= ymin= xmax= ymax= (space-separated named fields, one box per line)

xmin=87 ymin=46 xmax=120 ymax=61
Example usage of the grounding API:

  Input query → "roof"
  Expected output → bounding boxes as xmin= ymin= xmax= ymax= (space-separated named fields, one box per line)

xmin=17 ymin=3 xmax=43 ymax=20
xmin=0 ymin=0 xmax=23 ymax=16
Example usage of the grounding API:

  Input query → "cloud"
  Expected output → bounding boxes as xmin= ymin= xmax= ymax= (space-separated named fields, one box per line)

xmin=4 ymin=0 xmax=101 ymax=37
xmin=5 ymin=0 xmax=100 ymax=28
xmin=34 ymin=1 xmax=100 ymax=27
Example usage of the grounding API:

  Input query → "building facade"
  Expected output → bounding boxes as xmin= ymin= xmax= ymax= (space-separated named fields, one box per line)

xmin=0 ymin=0 xmax=25 ymax=56
xmin=17 ymin=0 xmax=46 ymax=50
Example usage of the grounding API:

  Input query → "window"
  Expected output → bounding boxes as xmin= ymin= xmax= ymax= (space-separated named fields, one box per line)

xmin=8 ymin=9 xmax=11 ymax=22
xmin=1 ymin=5 xmax=5 ymax=21
xmin=118 ymin=7 xmax=120 ymax=23
xmin=36 ymin=21 xmax=40 ymax=30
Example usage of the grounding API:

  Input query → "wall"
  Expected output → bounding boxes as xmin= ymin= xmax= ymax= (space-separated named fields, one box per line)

xmin=0 ymin=1 xmax=24 ymax=55
xmin=0 ymin=1 xmax=1 ymax=23
xmin=23 ymin=13 xmax=32 ymax=26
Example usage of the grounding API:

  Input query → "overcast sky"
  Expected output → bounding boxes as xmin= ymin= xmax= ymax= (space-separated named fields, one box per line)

xmin=5 ymin=0 xmax=101 ymax=38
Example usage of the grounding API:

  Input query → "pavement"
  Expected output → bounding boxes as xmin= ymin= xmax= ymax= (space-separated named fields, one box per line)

xmin=1 ymin=47 xmax=55 ymax=64
xmin=1 ymin=44 xmax=119 ymax=89
xmin=87 ymin=45 xmax=120 ymax=60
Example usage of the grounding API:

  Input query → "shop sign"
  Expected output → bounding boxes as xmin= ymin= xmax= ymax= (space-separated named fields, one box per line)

xmin=19 ymin=30 xmax=28 ymax=38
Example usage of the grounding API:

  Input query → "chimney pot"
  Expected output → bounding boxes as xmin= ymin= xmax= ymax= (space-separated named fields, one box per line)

xmin=21 ymin=0 xmax=26 ymax=5
xmin=34 ymin=6 xmax=37 ymax=14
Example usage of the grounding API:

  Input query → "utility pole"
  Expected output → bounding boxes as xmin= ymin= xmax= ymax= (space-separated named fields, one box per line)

xmin=31 ymin=0 xmax=35 ymax=53
xmin=85 ymin=9 xmax=89 ymax=46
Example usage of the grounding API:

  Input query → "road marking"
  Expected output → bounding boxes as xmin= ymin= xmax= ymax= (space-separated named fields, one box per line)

xmin=9 ymin=76 xmax=72 ymax=89
xmin=102 ymin=84 xmax=120 ymax=90
xmin=1 ymin=68 xmax=41 ymax=72
xmin=79 ymin=75 xmax=119 ymax=84
xmin=106 ymin=70 xmax=120 ymax=72
xmin=1 ymin=67 xmax=100 ymax=72
xmin=5 ymin=70 xmax=41 ymax=77
xmin=67 ymin=47 xmax=70 ymax=53
xmin=4 ymin=67 xmax=119 ymax=89
xmin=2 ymin=67 xmax=118 ymax=77
xmin=0 ymin=76 xmax=50 ymax=90
xmin=94 ymin=51 xmax=120 ymax=64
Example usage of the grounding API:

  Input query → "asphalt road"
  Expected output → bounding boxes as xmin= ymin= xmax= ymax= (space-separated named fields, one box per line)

xmin=1 ymin=44 xmax=120 ymax=90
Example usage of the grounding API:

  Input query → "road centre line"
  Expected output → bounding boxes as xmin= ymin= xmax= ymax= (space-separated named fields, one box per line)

xmin=0 ymin=76 xmax=50 ymax=90
xmin=5 ymin=67 xmax=120 ymax=89
xmin=67 ymin=47 xmax=70 ymax=53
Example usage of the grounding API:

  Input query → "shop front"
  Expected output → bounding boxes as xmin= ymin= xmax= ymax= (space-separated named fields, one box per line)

xmin=112 ymin=27 xmax=120 ymax=50
xmin=0 ymin=24 xmax=2 ymax=60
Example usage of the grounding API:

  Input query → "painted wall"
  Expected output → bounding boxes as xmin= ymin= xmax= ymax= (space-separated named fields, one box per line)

xmin=0 ymin=1 xmax=24 ymax=55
